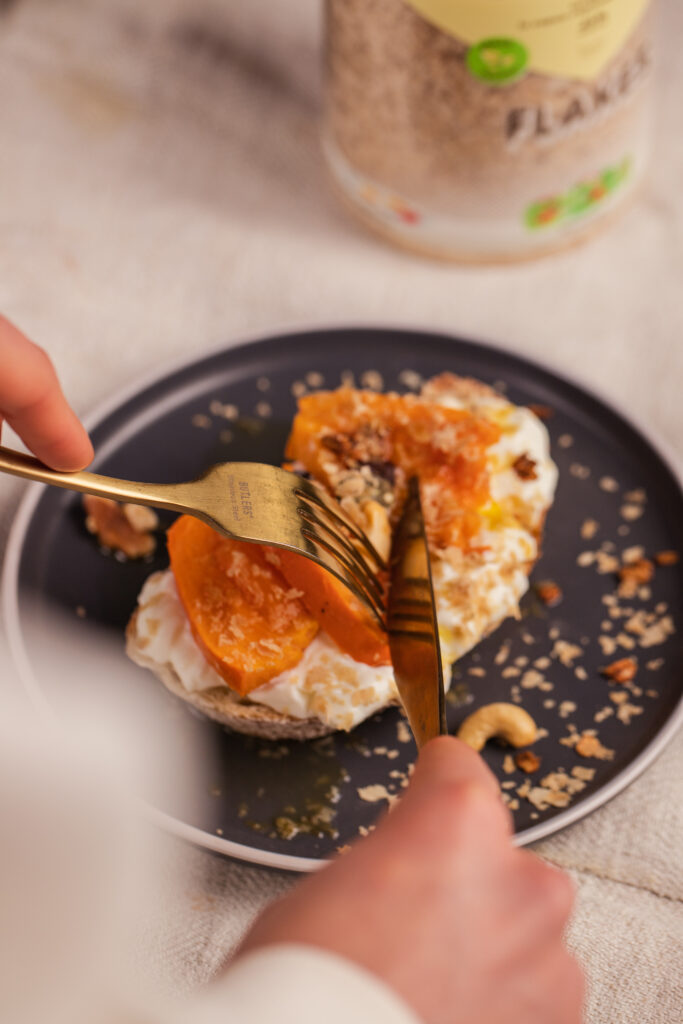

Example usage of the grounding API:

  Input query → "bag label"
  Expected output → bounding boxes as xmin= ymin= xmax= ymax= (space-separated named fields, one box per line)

xmin=402 ymin=0 xmax=650 ymax=81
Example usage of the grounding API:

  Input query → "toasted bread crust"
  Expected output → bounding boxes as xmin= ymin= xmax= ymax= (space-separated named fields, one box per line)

xmin=126 ymin=611 xmax=334 ymax=740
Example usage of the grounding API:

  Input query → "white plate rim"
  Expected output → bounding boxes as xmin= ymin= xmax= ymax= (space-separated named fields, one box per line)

xmin=3 ymin=320 xmax=682 ymax=871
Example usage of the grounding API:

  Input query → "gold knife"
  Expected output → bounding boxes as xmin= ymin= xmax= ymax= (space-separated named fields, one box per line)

xmin=387 ymin=476 xmax=447 ymax=749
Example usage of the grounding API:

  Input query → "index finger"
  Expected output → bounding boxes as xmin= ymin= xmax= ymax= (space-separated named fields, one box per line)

xmin=0 ymin=317 xmax=93 ymax=471
xmin=411 ymin=736 xmax=501 ymax=800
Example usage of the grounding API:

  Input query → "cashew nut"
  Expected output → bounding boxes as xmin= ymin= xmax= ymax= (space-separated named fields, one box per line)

xmin=457 ymin=702 xmax=538 ymax=752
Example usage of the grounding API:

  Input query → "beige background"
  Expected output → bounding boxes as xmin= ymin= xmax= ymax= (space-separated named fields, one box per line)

xmin=0 ymin=1 xmax=681 ymax=1021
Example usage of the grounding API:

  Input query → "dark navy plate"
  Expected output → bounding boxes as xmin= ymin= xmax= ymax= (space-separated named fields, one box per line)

xmin=4 ymin=328 xmax=683 ymax=871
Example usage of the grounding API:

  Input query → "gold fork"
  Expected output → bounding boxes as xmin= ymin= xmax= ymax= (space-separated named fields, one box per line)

xmin=0 ymin=446 xmax=387 ymax=623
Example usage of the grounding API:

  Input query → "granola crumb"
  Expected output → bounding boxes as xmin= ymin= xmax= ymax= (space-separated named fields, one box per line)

xmin=570 ymin=463 xmax=590 ymax=480
xmin=551 ymin=640 xmax=583 ymax=667
xmin=396 ymin=720 xmax=411 ymax=744
xmin=502 ymin=666 xmax=521 ymax=678
xmin=209 ymin=400 xmax=239 ymax=420
xmin=494 ymin=641 xmax=511 ymax=666
xmin=520 ymin=669 xmax=550 ymax=690
xmin=581 ymin=518 xmax=600 ymax=540
xmin=357 ymin=784 xmax=398 ymax=807
xmin=398 ymin=369 xmax=422 ymax=390
xmin=502 ymin=754 xmax=516 ymax=775
xmin=599 ymin=476 xmax=619 ymax=492
xmin=575 ymin=733 xmax=615 ymax=760
xmin=558 ymin=701 xmax=577 ymax=719
xmin=83 ymin=495 xmax=157 ymax=559
xmin=558 ymin=434 xmax=574 ymax=448
xmin=191 ymin=413 xmax=212 ymax=429
xmin=594 ymin=706 xmax=614 ymax=723
xmin=75 ymin=605 xmax=87 ymax=618
xmin=646 ymin=658 xmax=664 ymax=671
xmin=574 ymin=666 xmax=588 ymax=681
xmin=360 ymin=370 xmax=384 ymax=391
xmin=615 ymin=701 xmax=644 ymax=725
xmin=620 ymin=503 xmax=644 ymax=522
xmin=534 ymin=657 xmax=551 ymax=670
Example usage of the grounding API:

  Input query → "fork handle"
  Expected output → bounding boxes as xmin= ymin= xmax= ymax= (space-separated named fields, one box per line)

xmin=0 ymin=445 xmax=190 ymax=515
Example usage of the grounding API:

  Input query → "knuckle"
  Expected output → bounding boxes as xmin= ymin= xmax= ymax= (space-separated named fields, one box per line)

xmin=432 ymin=779 xmax=507 ymax=839
xmin=534 ymin=863 xmax=575 ymax=922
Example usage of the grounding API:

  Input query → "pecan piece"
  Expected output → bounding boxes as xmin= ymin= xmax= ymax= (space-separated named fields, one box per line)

xmin=512 ymin=454 xmax=538 ymax=480
xmin=617 ymin=558 xmax=654 ymax=597
xmin=83 ymin=496 xmax=158 ymax=558
xmin=601 ymin=657 xmax=637 ymax=684
xmin=515 ymin=750 xmax=541 ymax=773
xmin=535 ymin=580 xmax=563 ymax=607
xmin=655 ymin=550 xmax=679 ymax=567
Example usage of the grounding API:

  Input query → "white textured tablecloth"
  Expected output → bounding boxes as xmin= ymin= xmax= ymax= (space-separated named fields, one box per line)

xmin=0 ymin=1 xmax=681 ymax=1021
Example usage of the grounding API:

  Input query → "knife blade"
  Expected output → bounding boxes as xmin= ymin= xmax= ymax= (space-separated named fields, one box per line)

xmin=387 ymin=476 xmax=447 ymax=749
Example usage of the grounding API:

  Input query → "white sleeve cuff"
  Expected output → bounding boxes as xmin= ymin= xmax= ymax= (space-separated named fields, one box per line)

xmin=176 ymin=944 xmax=421 ymax=1024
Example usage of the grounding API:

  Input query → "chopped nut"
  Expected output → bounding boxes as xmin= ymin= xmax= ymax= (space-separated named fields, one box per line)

xmin=83 ymin=495 xmax=156 ymax=558
xmin=602 ymin=657 xmax=637 ymax=684
xmin=618 ymin=558 xmax=654 ymax=589
xmin=515 ymin=750 xmax=541 ymax=773
xmin=512 ymin=453 xmax=538 ymax=480
xmin=655 ymin=550 xmax=679 ymax=567
xmin=535 ymin=580 xmax=563 ymax=607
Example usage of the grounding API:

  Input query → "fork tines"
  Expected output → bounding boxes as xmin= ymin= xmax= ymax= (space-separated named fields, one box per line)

xmin=294 ymin=480 xmax=387 ymax=625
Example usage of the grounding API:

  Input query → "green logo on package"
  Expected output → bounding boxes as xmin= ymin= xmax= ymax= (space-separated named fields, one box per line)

xmin=467 ymin=38 xmax=529 ymax=84
xmin=525 ymin=157 xmax=632 ymax=231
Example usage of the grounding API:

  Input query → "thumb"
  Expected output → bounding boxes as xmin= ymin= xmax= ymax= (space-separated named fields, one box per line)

xmin=410 ymin=735 xmax=501 ymax=799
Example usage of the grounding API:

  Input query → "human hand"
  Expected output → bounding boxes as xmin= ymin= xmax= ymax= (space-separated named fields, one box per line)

xmin=0 ymin=315 xmax=93 ymax=471
xmin=237 ymin=736 xmax=584 ymax=1024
